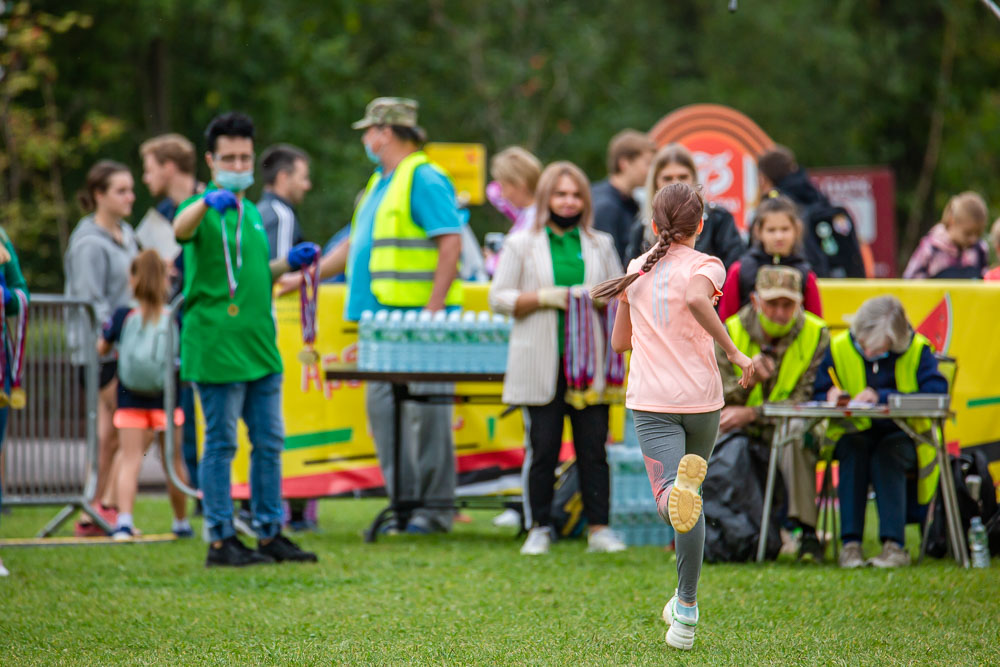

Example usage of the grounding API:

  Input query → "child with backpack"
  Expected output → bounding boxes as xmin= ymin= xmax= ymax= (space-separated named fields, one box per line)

xmin=717 ymin=193 xmax=823 ymax=321
xmin=903 ymin=192 xmax=990 ymax=280
xmin=97 ymin=250 xmax=191 ymax=540
xmin=592 ymin=183 xmax=754 ymax=651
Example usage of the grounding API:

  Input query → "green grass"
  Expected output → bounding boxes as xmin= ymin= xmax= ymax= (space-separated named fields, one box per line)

xmin=1 ymin=498 xmax=998 ymax=665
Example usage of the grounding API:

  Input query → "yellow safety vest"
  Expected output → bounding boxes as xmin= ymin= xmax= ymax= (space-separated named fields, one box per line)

xmin=828 ymin=331 xmax=940 ymax=504
xmin=726 ymin=312 xmax=827 ymax=407
xmin=352 ymin=151 xmax=463 ymax=308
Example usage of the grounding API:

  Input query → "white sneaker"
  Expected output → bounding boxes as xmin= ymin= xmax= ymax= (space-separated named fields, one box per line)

xmin=587 ymin=527 xmax=626 ymax=553
xmin=492 ymin=508 xmax=522 ymax=528
xmin=662 ymin=592 xmax=698 ymax=650
xmin=838 ymin=541 xmax=865 ymax=568
xmin=520 ymin=527 xmax=552 ymax=555
xmin=868 ymin=541 xmax=911 ymax=568
xmin=0 ymin=558 xmax=9 ymax=577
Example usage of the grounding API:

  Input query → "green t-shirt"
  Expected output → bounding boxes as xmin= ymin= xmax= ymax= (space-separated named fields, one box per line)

xmin=177 ymin=185 xmax=282 ymax=383
xmin=547 ymin=225 xmax=585 ymax=359
xmin=0 ymin=228 xmax=29 ymax=315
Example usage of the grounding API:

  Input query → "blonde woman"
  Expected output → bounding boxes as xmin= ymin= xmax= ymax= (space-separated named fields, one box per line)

xmin=484 ymin=146 xmax=543 ymax=275
xmin=489 ymin=161 xmax=624 ymax=556
xmin=627 ymin=143 xmax=745 ymax=268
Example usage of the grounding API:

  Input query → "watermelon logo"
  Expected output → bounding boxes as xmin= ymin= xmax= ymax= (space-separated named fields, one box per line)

xmin=916 ymin=294 xmax=953 ymax=354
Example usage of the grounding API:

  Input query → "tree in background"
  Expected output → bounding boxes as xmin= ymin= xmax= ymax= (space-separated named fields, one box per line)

xmin=0 ymin=3 xmax=123 ymax=291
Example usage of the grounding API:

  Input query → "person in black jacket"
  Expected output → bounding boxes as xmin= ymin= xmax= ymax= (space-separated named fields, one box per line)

xmin=592 ymin=130 xmax=655 ymax=266
xmin=625 ymin=143 xmax=745 ymax=268
xmin=757 ymin=145 xmax=866 ymax=279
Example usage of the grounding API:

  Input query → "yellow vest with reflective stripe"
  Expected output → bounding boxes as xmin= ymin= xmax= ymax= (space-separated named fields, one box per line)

xmin=353 ymin=151 xmax=462 ymax=308
xmin=828 ymin=331 xmax=940 ymax=504
xmin=726 ymin=312 xmax=826 ymax=407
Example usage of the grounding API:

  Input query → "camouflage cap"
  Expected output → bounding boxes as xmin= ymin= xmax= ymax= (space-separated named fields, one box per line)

xmin=351 ymin=97 xmax=419 ymax=129
xmin=755 ymin=265 xmax=802 ymax=302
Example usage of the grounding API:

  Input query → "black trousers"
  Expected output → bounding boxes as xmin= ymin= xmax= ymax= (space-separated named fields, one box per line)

xmin=525 ymin=365 xmax=610 ymax=528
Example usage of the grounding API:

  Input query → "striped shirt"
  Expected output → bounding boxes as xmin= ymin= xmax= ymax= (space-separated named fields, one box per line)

xmin=258 ymin=191 xmax=304 ymax=261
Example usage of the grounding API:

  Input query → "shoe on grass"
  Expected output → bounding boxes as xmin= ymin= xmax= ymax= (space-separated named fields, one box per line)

xmin=233 ymin=509 xmax=257 ymax=539
xmin=258 ymin=534 xmax=318 ymax=563
xmin=797 ymin=532 xmax=824 ymax=563
xmin=111 ymin=526 xmax=134 ymax=541
xmin=520 ymin=526 xmax=552 ymax=555
xmin=668 ymin=454 xmax=707 ymax=534
xmin=0 ymin=558 xmax=9 ymax=577
xmin=838 ymin=541 xmax=865 ymax=568
xmin=206 ymin=535 xmax=275 ymax=568
xmin=869 ymin=541 xmax=911 ymax=568
xmin=587 ymin=527 xmax=626 ymax=553
xmin=173 ymin=525 xmax=195 ymax=539
xmin=74 ymin=520 xmax=107 ymax=538
xmin=662 ymin=592 xmax=698 ymax=650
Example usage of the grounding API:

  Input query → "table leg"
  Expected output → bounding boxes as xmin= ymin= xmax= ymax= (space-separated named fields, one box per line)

xmin=365 ymin=382 xmax=411 ymax=543
xmin=757 ymin=420 xmax=784 ymax=562
xmin=932 ymin=421 xmax=968 ymax=567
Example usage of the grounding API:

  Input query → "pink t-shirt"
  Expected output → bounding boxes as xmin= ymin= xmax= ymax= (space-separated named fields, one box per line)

xmin=622 ymin=244 xmax=726 ymax=414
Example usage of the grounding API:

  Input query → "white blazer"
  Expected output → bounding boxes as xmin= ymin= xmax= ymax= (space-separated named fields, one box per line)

xmin=489 ymin=227 xmax=623 ymax=406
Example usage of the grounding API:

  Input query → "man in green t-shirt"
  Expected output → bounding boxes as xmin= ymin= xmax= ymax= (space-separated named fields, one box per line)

xmin=173 ymin=111 xmax=319 ymax=567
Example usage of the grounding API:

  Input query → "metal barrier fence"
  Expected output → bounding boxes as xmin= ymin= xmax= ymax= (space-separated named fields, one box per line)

xmin=163 ymin=294 xmax=198 ymax=499
xmin=0 ymin=294 xmax=106 ymax=537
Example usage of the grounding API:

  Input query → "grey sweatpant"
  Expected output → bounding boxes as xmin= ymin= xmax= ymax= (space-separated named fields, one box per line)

xmin=633 ymin=410 xmax=720 ymax=604
xmin=365 ymin=381 xmax=456 ymax=532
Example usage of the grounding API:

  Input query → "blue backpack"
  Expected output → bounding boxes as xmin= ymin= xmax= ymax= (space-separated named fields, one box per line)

xmin=117 ymin=308 xmax=175 ymax=396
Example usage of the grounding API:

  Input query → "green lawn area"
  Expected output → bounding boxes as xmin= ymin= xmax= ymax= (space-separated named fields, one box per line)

xmin=1 ymin=497 xmax=998 ymax=665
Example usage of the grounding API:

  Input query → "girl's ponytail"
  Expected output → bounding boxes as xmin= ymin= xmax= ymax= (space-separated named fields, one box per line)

xmin=131 ymin=250 xmax=168 ymax=321
xmin=591 ymin=182 xmax=704 ymax=301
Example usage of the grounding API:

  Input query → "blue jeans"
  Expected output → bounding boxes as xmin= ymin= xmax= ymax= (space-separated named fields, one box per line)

xmin=180 ymin=384 xmax=199 ymax=490
xmin=196 ymin=373 xmax=284 ymax=542
xmin=836 ymin=430 xmax=915 ymax=546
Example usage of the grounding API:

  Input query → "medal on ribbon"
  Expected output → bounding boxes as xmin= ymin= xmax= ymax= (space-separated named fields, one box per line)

xmin=8 ymin=289 xmax=27 ymax=409
xmin=222 ymin=199 xmax=243 ymax=316
xmin=297 ymin=243 xmax=322 ymax=366
xmin=602 ymin=298 xmax=626 ymax=402
xmin=0 ymin=295 xmax=8 ymax=408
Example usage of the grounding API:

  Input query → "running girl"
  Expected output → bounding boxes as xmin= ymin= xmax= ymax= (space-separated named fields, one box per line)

xmin=592 ymin=182 xmax=754 ymax=651
xmin=98 ymin=250 xmax=191 ymax=539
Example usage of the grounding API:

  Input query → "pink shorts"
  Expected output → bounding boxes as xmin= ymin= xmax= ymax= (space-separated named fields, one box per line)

xmin=113 ymin=407 xmax=185 ymax=431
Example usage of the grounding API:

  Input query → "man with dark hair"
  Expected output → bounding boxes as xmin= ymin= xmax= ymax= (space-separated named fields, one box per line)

xmin=258 ymin=144 xmax=312 ymax=261
xmin=757 ymin=144 xmax=866 ymax=279
xmin=591 ymin=129 xmax=655 ymax=265
xmin=173 ymin=111 xmax=319 ymax=567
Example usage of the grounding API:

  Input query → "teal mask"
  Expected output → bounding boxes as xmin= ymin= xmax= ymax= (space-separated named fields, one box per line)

xmin=364 ymin=142 xmax=381 ymax=165
xmin=758 ymin=311 xmax=795 ymax=338
xmin=215 ymin=168 xmax=254 ymax=193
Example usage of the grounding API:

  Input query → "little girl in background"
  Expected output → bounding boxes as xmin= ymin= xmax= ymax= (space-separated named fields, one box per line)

xmin=592 ymin=183 xmax=754 ymax=651
xmin=717 ymin=193 xmax=822 ymax=321
xmin=484 ymin=146 xmax=542 ymax=276
xmin=98 ymin=250 xmax=191 ymax=540
xmin=904 ymin=192 xmax=990 ymax=279
xmin=985 ymin=218 xmax=1000 ymax=281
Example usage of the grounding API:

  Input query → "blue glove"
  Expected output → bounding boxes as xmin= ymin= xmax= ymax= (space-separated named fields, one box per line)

xmin=0 ymin=272 xmax=9 ymax=306
xmin=287 ymin=243 xmax=319 ymax=271
xmin=204 ymin=189 xmax=238 ymax=213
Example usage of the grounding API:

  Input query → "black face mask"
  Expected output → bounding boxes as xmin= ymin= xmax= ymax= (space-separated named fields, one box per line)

xmin=549 ymin=210 xmax=582 ymax=229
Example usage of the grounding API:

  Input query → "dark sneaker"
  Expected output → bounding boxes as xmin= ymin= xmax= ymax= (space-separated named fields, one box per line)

xmin=258 ymin=534 xmax=318 ymax=563
xmin=206 ymin=536 xmax=275 ymax=568
xmin=797 ymin=532 xmax=824 ymax=563
xmin=173 ymin=525 xmax=195 ymax=539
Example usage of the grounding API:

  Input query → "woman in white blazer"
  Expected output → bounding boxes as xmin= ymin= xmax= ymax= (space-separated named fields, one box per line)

xmin=489 ymin=161 xmax=625 ymax=556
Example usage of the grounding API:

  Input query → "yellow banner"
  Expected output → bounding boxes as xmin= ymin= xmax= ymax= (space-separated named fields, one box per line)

xmin=424 ymin=142 xmax=486 ymax=206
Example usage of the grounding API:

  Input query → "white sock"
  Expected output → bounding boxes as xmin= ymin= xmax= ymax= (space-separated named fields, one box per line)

xmin=116 ymin=513 xmax=134 ymax=530
xmin=173 ymin=518 xmax=191 ymax=532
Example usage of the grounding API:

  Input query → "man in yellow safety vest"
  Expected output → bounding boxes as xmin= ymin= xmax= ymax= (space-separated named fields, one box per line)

xmin=813 ymin=295 xmax=948 ymax=568
xmin=716 ymin=266 xmax=830 ymax=562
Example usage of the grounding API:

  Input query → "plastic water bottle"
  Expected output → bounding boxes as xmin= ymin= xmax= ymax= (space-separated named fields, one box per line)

xmin=473 ymin=311 xmax=492 ymax=373
xmin=372 ymin=310 xmax=390 ymax=371
xmin=966 ymin=475 xmax=990 ymax=568
xmin=402 ymin=310 xmax=419 ymax=371
xmin=358 ymin=310 xmax=374 ymax=370
xmin=493 ymin=313 xmax=510 ymax=373
xmin=447 ymin=310 xmax=464 ymax=372
xmin=431 ymin=311 xmax=449 ymax=371
xmin=461 ymin=311 xmax=478 ymax=372
xmin=414 ymin=310 xmax=434 ymax=372
xmin=386 ymin=310 xmax=404 ymax=371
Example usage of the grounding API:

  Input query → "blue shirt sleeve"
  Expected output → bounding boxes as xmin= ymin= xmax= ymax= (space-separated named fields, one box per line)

xmin=915 ymin=345 xmax=948 ymax=394
xmin=102 ymin=307 xmax=131 ymax=345
xmin=813 ymin=347 xmax=835 ymax=400
xmin=410 ymin=164 xmax=463 ymax=238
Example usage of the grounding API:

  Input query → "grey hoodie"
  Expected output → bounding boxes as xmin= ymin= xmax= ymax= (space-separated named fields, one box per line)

xmin=64 ymin=215 xmax=139 ymax=363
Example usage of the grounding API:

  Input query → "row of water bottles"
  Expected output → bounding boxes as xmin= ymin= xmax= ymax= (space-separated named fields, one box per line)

xmin=357 ymin=309 xmax=512 ymax=373
xmin=608 ymin=441 xmax=675 ymax=547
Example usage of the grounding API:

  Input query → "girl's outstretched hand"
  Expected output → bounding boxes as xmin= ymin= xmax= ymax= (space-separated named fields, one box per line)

xmin=728 ymin=349 xmax=755 ymax=389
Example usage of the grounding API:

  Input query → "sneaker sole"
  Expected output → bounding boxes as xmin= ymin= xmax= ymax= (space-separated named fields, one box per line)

xmin=669 ymin=454 xmax=707 ymax=534
xmin=666 ymin=622 xmax=696 ymax=650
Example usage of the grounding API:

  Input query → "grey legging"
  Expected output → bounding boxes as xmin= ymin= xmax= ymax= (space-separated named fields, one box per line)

xmin=633 ymin=410 xmax=720 ymax=605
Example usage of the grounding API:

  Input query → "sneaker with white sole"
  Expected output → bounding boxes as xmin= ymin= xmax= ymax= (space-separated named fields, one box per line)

xmin=0 ymin=558 xmax=9 ymax=577
xmin=838 ymin=541 xmax=865 ymax=568
xmin=492 ymin=508 xmax=522 ymax=528
xmin=868 ymin=540 xmax=911 ymax=568
xmin=662 ymin=592 xmax=698 ymax=650
xmin=111 ymin=526 xmax=135 ymax=541
xmin=668 ymin=454 xmax=708 ymax=534
xmin=587 ymin=527 xmax=626 ymax=553
xmin=520 ymin=526 xmax=552 ymax=555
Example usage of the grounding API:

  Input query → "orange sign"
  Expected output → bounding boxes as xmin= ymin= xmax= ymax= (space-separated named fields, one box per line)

xmin=649 ymin=104 xmax=774 ymax=232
